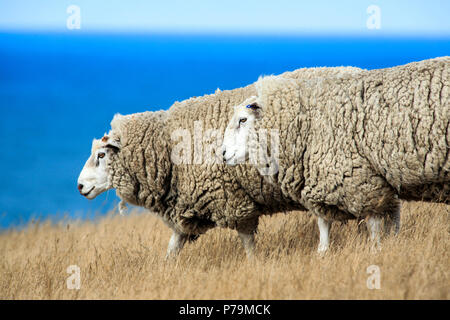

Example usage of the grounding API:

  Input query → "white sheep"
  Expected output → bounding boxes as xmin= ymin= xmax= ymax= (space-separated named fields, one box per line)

xmin=222 ymin=57 xmax=449 ymax=251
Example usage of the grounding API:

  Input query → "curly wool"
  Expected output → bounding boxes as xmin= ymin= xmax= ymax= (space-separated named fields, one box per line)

xmin=106 ymin=66 xmax=365 ymax=236
xmin=253 ymin=57 xmax=449 ymax=222
xmin=355 ymin=57 xmax=449 ymax=202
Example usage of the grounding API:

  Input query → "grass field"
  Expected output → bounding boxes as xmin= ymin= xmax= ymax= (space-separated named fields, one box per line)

xmin=0 ymin=201 xmax=448 ymax=299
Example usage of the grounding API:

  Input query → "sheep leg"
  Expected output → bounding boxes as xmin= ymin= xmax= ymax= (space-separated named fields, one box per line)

xmin=165 ymin=231 xmax=189 ymax=259
xmin=305 ymin=202 xmax=353 ymax=252
xmin=317 ymin=217 xmax=332 ymax=254
xmin=366 ymin=215 xmax=382 ymax=250
xmin=392 ymin=209 xmax=401 ymax=235
xmin=356 ymin=217 xmax=366 ymax=234
xmin=238 ymin=231 xmax=255 ymax=259
xmin=118 ymin=200 xmax=127 ymax=216
xmin=237 ymin=219 xmax=259 ymax=259
xmin=384 ymin=206 xmax=401 ymax=236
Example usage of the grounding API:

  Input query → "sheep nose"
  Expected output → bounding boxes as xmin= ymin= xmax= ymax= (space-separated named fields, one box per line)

xmin=77 ymin=184 xmax=83 ymax=192
xmin=222 ymin=150 xmax=226 ymax=156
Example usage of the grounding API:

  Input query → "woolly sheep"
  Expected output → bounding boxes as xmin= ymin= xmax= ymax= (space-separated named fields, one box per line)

xmin=222 ymin=57 xmax=449 ymax=251
xmin=77 ymin=66 xmax=364 ymax=258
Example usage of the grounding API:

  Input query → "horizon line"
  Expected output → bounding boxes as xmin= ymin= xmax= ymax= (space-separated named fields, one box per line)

xmin=0 ymin=27 xmax=450 ymax=39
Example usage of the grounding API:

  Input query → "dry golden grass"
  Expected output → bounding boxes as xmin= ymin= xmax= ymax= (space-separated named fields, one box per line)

xmin=0 ymin=201 xmax=448 ymax=300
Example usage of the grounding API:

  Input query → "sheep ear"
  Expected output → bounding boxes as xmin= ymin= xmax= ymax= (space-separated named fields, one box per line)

xmin=246 ymin=102 xmax=260 ymax=110
xmin=246 ymin=102 xmax=263 ymax=120
xmin=105 ymin=138 xmax=121 ymax=152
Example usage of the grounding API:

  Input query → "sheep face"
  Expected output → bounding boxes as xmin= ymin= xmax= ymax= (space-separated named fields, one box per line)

xmin=222 ymin=96 xmax=261 ymax=165
xmin=77 ymin=136 xmax=119 ymax=199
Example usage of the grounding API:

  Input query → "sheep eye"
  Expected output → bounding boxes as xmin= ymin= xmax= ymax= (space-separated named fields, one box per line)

xmin=239 ymin=118 xmax=247 ymax=124
xmin=98 ymin=152 xmax=105 ymax=159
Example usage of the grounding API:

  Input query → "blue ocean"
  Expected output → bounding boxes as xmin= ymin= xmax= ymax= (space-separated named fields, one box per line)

xmin=0 ymin=32 xmax=449 ymax=229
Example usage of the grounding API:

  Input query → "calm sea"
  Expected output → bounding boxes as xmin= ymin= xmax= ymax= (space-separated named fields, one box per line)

xmin=0 ymin=32 xmax=449 ymax=229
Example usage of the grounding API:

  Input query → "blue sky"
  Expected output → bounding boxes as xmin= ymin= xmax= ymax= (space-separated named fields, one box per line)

xmin=0 ymin=0 xmax=449 ymax=34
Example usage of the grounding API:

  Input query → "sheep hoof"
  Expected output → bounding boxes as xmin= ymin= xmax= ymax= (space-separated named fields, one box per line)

xmin=317 ymin=245 xmax=329 ymax=256
xmin=370 ymin=243 xmax=382 ymax=254
xmin=165 ymin=252 xmax=177 ymax=261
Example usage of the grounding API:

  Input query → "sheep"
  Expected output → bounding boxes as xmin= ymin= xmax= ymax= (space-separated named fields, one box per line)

xmin=77 ymin=66 xmax=364 ymax=258
xmin=78 ymin=108 xmax=265 ymax=259
xmin=222 ymin=57 xmax=449 ymax=251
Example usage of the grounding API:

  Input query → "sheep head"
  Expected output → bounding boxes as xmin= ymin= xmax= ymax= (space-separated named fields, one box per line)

xmin=222 ymin=75 xmax=303 ymax=176
xmin=77 ymin=134 xmax=120 ymax=199
xmin=222 ymin=95 xmax=262 ymax=165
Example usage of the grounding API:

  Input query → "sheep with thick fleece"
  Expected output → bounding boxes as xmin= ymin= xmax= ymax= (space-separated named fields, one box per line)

xmin=222 ymin=57 xmax=449 ymax=250
xmin=77 ymin=66 xmax=364 ymax=257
